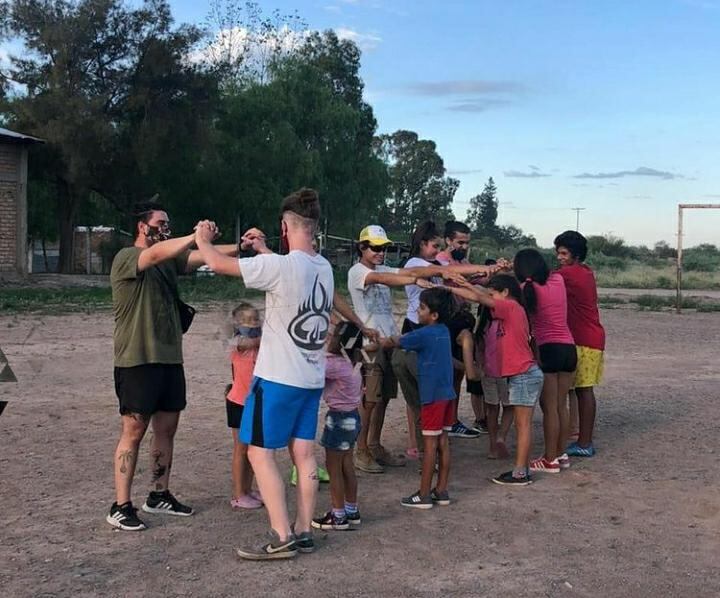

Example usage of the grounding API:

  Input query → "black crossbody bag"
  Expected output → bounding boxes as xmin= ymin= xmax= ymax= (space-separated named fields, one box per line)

xmin=157 ymin=266 xmax=196 ymax=334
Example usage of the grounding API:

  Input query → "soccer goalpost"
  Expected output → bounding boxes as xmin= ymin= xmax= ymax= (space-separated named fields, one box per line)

xmin=676 ymin=203 xmax=720 ymax=313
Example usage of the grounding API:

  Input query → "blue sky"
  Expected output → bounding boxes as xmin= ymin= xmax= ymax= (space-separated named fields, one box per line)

xmin=14 ymin=0 xmax=720 ymax=246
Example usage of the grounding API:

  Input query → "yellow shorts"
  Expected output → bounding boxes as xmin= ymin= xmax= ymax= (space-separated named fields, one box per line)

xmin=574 ymin=346 xmax=604 ymax=388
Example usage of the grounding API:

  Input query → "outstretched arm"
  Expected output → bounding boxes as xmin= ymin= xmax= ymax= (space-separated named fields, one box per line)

xmin=364 ymin=271 xmax=436 ymax=288
xmin=186 ymin=244 xmax=239 ymax=273
xmin=137 ymin=233 xmax=197 ymax=272
xmin=446 ymin=281 xmax=496 ymax=308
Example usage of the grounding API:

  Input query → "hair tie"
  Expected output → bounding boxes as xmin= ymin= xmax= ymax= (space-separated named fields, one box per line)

xmin=525 ymin=277 xmax=533 ymax=283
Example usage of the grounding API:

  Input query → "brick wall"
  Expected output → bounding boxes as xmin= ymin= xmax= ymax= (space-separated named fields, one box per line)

xmin=0 ymin=145 xmax=20 ymax=273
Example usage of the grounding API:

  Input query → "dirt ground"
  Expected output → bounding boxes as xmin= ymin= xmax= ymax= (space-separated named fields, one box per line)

xmin=1 ymin=305 xmax=719 ymax=598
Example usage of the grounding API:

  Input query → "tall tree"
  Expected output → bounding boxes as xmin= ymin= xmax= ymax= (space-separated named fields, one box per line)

xmin=467 ymin=176 xmax=498 ymax=238
xmin=1 ymin=0 xmax=214 ymax=272
xmin=202 ymin=28 xmax=388 ymax=239
xmin=375 ymin=130 xmax=457 ymax=235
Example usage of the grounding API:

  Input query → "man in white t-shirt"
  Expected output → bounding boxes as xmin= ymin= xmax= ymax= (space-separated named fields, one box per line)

xmin=195 ymin=188 xmax=332 ymax=560
xmin=347 ymin=225 xmax=453 ymax=474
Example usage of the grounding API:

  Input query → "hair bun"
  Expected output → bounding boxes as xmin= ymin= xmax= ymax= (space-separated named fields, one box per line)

xmin=281 ymin=188 xmax=321 ymax=220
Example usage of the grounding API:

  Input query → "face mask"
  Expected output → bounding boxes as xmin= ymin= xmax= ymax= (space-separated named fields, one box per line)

xmin=235 ymin=326 xmax=262 ymax=338
xmin=145 ymin=225 xmax=171 ymax=243
xmin=450 ymin=247 xmax=467 ymax=261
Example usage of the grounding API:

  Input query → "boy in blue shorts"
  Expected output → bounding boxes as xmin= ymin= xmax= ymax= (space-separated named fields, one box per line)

xmin=195 ymin=189 xmax=333 ymax=560
xmin=383 ymin=287 xmax=456 ymax=509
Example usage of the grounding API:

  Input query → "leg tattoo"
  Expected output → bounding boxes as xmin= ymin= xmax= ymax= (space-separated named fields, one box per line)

xmin=118 ymin=450 xmax=136 ymax=475
xmin=151 ymin=449 xmax=166 ymax=490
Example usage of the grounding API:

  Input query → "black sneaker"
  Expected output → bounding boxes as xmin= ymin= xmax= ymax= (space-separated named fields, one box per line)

xmin=293 ymin=529 xmax=315 ymax=553
xmin=236 ymin=531 xmax=298 ymax=561
xmin=430 ymin=488 xmax=451 ymax=506
xmin=142 ymin=490 xmax=194 ymax=516
xmin=472 ymin=419 xmax=489 ymax=434
xmin=106 ymin=501 xmax=147 ymax=531
xmin=346 ymin=511 xmax=362 ymax=527
xmin=448 ymin=421 xmax=481 ymax=438
xmin=401 ymin=491 xmax=433 ymax=509
xmin=491 ymin=470 xmax=533 ymax=486
xmin=312 ymin=511 xmax=350 ymax=531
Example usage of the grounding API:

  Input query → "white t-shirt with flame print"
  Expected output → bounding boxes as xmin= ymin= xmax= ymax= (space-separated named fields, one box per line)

xmin=239 ymin=251 xmax=334 ymax=389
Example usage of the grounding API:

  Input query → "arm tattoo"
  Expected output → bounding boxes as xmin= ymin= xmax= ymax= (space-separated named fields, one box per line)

xmin=118 ymin=450 xmax=136 ymax=474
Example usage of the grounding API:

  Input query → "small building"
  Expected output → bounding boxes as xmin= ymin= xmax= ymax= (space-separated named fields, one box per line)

xmin=0 ymin=127 xmax=43 ymax=277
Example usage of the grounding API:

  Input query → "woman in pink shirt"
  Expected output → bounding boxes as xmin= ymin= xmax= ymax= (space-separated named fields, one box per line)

xmin=514 ymin=249 xmax=577 ymax=474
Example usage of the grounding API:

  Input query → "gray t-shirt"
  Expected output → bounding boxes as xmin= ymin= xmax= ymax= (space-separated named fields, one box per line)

xmin=347 ymin=262 xmax=400 ymax=340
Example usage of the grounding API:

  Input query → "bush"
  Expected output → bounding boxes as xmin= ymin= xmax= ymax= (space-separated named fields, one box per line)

xmin=655 ymin=276 xmax=673 ymax=289
xmin=682 ymin=253 xmax=718 ymax=272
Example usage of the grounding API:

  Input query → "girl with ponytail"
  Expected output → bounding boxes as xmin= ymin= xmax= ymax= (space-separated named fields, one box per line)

xmin=513 ymin=249 xmax=576 ymax=474
xmin=445 ymin=274 xmax=543 ymax=485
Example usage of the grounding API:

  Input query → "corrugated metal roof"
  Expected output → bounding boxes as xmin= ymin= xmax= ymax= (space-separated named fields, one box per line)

xmin=0 ymin=127 xmax=44 ymax=143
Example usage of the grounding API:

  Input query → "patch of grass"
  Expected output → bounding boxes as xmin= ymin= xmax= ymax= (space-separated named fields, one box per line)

xmin=0 ymin=287 xmax=113 ymax=313
xmin=598 ymin=296 xmax=627 ymax=305
xmin=595 ymin=263 xmax=720 ymax=290
xmin=630 ymin=294 xmax=720 ymax=311
xmin=0 ymin=276 xmax=264 ymax=314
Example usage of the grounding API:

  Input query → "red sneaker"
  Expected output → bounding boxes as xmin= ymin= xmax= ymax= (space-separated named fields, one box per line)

xmin=529 ymin=457 xmax=561 ymax=473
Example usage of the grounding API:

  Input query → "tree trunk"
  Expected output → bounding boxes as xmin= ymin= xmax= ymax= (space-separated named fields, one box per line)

xmin=57 ymin=181 xmax=78 ymax=274
xmin=41 ymin=238 xmax=49 ymax=272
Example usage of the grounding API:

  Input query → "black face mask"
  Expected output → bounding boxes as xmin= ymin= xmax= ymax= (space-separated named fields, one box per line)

xmin=145 ymin=225 xmax=171 ymax=243
xmin=451 ymin=247 xmax=467 ymax=261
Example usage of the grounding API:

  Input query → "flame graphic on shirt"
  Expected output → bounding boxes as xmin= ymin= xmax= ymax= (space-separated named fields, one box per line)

xmin=287 ymin=275 xmax=333 ymax=351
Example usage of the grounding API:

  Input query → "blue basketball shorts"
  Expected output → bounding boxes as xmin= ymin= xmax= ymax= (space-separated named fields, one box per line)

xmin=239 ymin=377 xmax=322 ymax=449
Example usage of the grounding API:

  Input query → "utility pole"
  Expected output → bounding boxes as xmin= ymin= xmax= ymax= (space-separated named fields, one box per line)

xmin=572 ymin=207 xmax=586 ymax=231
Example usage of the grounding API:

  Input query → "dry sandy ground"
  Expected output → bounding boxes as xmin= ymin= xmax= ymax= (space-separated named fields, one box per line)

xmin=1 ymin=306 xmax=719 ymax=598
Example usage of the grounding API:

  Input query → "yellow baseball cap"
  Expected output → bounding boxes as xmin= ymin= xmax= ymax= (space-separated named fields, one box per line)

xmin=358 ymin=225 xmax=392 ymax=246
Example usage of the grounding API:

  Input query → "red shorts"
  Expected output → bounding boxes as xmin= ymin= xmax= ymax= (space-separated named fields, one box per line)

xmin=420 ymin=400 xmax=454 ymax=436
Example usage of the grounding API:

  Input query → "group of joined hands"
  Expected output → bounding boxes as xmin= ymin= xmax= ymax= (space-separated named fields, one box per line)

xmin=190 ymin=219 xmax=513 ymax=347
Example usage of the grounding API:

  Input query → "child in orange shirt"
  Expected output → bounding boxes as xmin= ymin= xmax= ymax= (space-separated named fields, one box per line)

xmin=226 ymin=303 xmax=263 ymax=509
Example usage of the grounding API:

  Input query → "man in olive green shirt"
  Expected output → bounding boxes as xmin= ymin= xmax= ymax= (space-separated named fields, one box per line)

xmin=107 ymin=202 xmax=237 ymax=531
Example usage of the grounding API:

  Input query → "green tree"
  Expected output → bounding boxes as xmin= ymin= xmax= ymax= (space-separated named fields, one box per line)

xmin=467 ymin=177 xmax=498 ymax=238
xmin=202 ymin=28 xmax=388 ymax=240
xmin=1 ymin=0 xmax=215 ymax=272
xmin=374 ymin=130 xmax=457 ymax=235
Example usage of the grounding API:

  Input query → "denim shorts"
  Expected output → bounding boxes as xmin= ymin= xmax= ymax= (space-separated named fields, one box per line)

xmin=507 ymin=365 xmax=544 ymax=407
xmin=320 ymin=408 xmax=361 ymax=451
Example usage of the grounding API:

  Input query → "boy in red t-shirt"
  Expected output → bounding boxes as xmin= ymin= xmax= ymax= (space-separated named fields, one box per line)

xmin=554 ymin=231 xmax=605 ymax=457
xmin=226 ymin=303 xmax=263 ymax=509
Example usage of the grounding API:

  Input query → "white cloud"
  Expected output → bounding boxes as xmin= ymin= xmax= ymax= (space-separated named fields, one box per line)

xmin=189 ymin=26 xmax=309 ymax=68
xmin=335 ymin=27 xmax=382 ymax=51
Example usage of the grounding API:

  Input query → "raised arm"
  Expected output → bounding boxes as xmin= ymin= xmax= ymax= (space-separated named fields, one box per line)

xmin=194 ymin=222 xmax=244 ymax=277
xmin=137 ymin=233 xmax=197 ymax=272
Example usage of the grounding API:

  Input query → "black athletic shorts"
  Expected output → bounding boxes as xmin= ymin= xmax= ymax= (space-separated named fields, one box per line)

xmin=538 ymin=343 xmax=577 ymax=374
xmin=467 ymin=379 xmax=484 ymax=396
xmin=114 ymin=364 xmax=186 ymax=416
xmin=226 ymin=399 xmax=244 ymax=429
